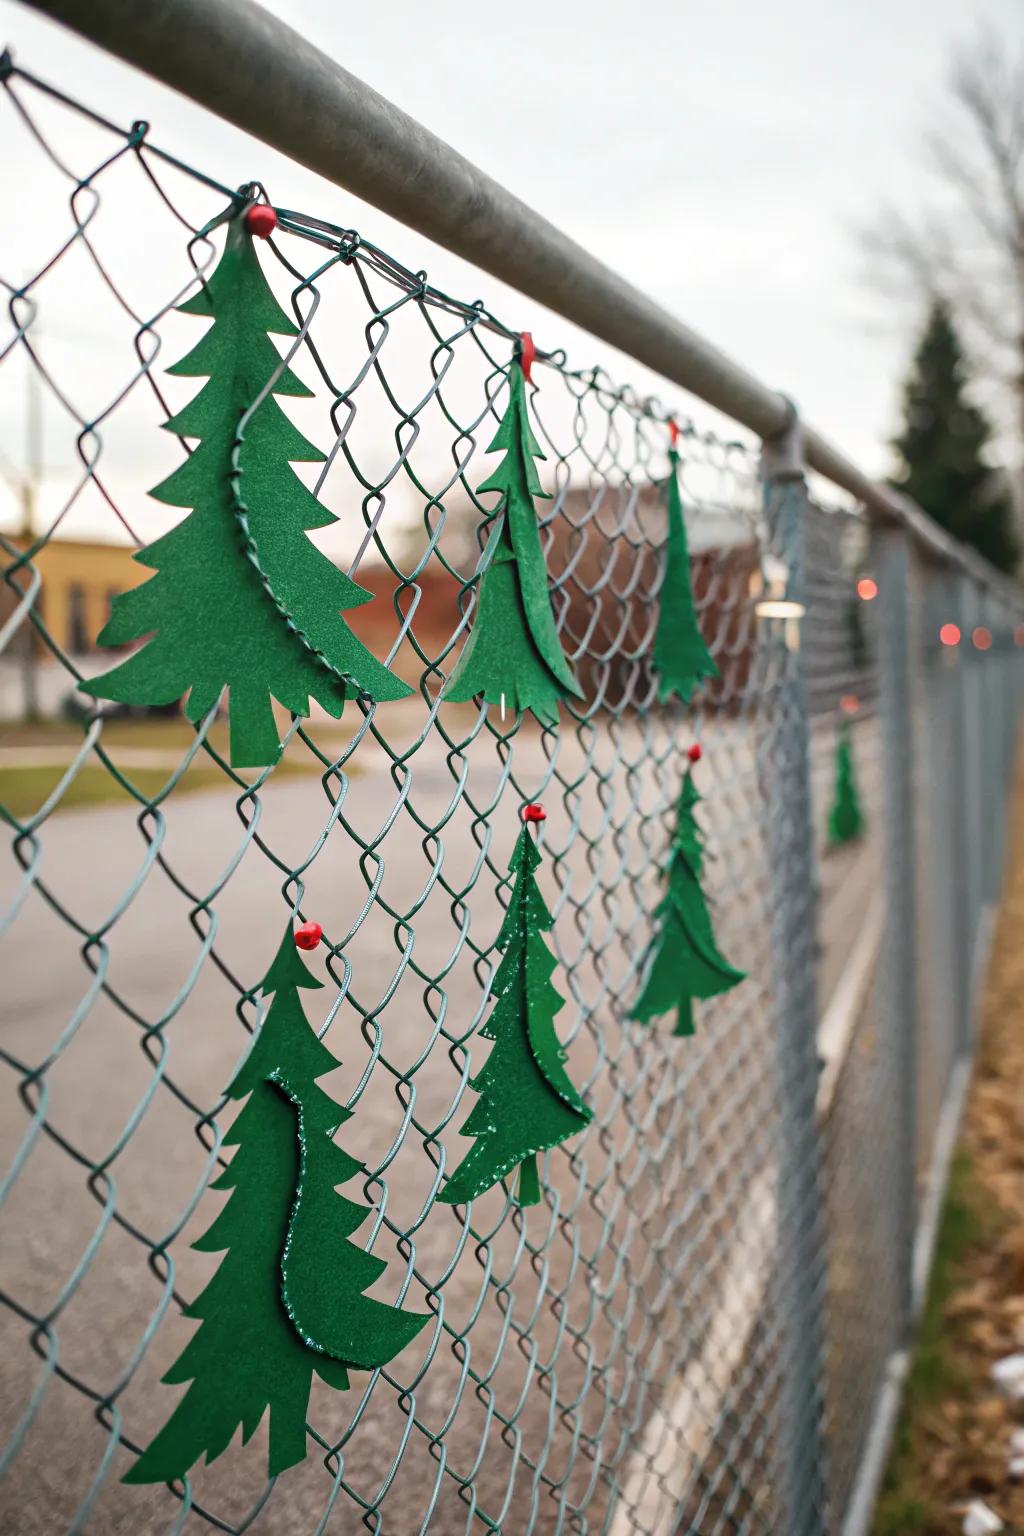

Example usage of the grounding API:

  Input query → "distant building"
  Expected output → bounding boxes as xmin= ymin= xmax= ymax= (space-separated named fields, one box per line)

xmin=543 ymin=485 xmax=760 ymax=711
xmin=2 ymin=484 xmax=757 ymax=721
xmin=0 ymin=532 xmax=461 ymax=721
xmin=2 ymin=535 xmax=146 ymax=657
xmin=0 ymin=535 xmax=148 ymax=720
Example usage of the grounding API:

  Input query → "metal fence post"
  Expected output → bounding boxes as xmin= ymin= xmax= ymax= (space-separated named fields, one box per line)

xmin=959 ymin=579 xmax=989 ymax=1016
xmin=1000 ymin=599 xmax=1017 ymax=795
xmin=980 ymin=592 xmax=1004 ymax=901
xmin=760 ymin=410 xmax=829 ymax=1536
xmin=873 ymin=528 xmax=919 ymax=1336
xmin=943 ymin=575 xmax=972 ymax=1052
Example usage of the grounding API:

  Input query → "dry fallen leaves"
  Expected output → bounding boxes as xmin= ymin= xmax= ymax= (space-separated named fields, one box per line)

xmin=926 ymin=752 xmax=1024 ymax=1529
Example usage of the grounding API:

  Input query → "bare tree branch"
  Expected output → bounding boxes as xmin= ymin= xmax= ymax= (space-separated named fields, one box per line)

xmin=859 ymin=20 xmax=1024 ymax=490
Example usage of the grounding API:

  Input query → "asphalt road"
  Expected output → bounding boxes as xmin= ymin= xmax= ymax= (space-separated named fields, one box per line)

xmin=0 ymin=713 xmax=878 ymax=1535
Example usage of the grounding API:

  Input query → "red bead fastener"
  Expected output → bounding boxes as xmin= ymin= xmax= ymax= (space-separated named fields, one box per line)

xmin=519 ymin=331 xmax=536 ymax=384
xmin=245 ymin=204 xmax=278 ymax=239
xmin=687 ymin=743 xmax=702 ymax=764
xmin=668 ymin=418 xmax=680 ymax=448
xmin=294 ymin=920 xmax=323 ymax=951
xmin=522 ymin=802 xmax=546 ymax=824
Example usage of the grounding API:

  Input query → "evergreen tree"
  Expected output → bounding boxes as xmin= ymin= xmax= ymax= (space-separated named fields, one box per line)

xmin=438 ymin=817 xmax=592 ymax=1207
xmin=126 ymin=931 xmax=427 ymax=1486
xmin=443 ymin=354 xmax=583 ymax=724
xmin=83 ymin=212 xmax=410 ymax=767
xmin=651 ymin=439 xmax=718 ymax=703
xmin=827 ymin=720 xmax=865 ymax=846
xmin=631 ymin=766 xmax=745 ymax=1038
xmin=893 ymin=299 xmax=1018 ymax=573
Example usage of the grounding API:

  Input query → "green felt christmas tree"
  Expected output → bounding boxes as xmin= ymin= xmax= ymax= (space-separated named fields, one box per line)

xmin=125 ymin=929 xmax=428 ymax=1486
xmin=443 ymin=343 xmax=582 ymax=725
xmin=631 ymin=753 xmax=745 ymax=1037
xmin=827 ymin=719 xmax=865 ymax=846
xmin=651 ymin=432 xmax=718 ymax=703
xmin=439 ymin=808 xmax=592 ymax=1207
xmin=82 ymin=209 xmax=410 ymax=767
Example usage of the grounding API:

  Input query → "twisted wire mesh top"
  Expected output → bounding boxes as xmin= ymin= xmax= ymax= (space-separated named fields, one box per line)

xmin=0 ymin=59 xmax=863 ymax=1536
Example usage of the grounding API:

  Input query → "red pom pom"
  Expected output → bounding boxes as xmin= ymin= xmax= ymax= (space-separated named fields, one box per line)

xmin=519 ymin=331 xmax=536 ymax=384
xmin=294 ymin=920 xmax=322 ymax=951
xmin=687 ymin=744 xmax=702 ymax=763
xmin=522 ymin=802 xmax=546 ymax=824
xmin=245 ymin=204 xmax=278 ymax=239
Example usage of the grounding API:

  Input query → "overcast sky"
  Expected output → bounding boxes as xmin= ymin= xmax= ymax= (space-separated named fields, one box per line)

xmin=1 ymin=0 xmax=1021 ymax=535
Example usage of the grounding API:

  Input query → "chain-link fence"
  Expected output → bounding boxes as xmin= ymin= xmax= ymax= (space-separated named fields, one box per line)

xmin=1 ymin=49 xmax=1022 ymax=1536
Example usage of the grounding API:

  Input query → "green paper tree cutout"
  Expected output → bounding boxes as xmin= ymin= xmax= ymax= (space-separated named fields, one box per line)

xmin=652 ymin=447 xmax=718 ymax=703
xmin=442 ymin=355 xmax=583 ymax=725
xmin=631 ymin=766 xmax=745 ymax=1037
xmin=125 ymin=929 xmax=428 ymax=1487
xmin=827 ymin=720 xmax=865 ymax=846
xmin=439 ymin=821 xmax=592 ymax=1207
xmin=82 ymin=212 xmax=410 ymax=767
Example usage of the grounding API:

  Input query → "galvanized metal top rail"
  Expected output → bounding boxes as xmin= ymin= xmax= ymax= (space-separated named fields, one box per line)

xmin=19 ymin=0 xmax=1021 ymax=600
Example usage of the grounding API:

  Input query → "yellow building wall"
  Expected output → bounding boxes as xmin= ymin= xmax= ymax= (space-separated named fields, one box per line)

xmin=4 ymin=537 xmax=146 ymax=657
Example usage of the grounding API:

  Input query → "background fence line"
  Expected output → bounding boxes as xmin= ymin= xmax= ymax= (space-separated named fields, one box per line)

xmin=1 ymin=18 xmax=1023 ymax=1536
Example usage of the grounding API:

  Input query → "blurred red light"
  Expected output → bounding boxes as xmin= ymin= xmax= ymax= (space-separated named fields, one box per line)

xmin=939 ymin=623 xmax=961 ymax=647
xmin=840 ymin=693 xmax=860 ymax=715
xmin=972 ymin=626 xmax=992 ymax=652
xmin=1015 ymin=625 xmax=1024 ymax=647
xmin=856 ymin=577 xmax=878 ymax=601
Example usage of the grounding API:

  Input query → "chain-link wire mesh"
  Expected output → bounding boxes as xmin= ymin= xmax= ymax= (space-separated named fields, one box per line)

xmin=1 ymin=53 xmax=1022 ymax=1536
xmin=797 ymin=502 xmax=891 ymax=1523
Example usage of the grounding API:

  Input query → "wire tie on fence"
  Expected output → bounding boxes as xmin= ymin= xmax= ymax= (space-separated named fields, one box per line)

xmin=338 ymin=231 xmax=361 ymax=263
xmin=0 ymin=49 xmax=14 ymax=82
xmin=128 ymin=119 xmax=149 ymax=147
